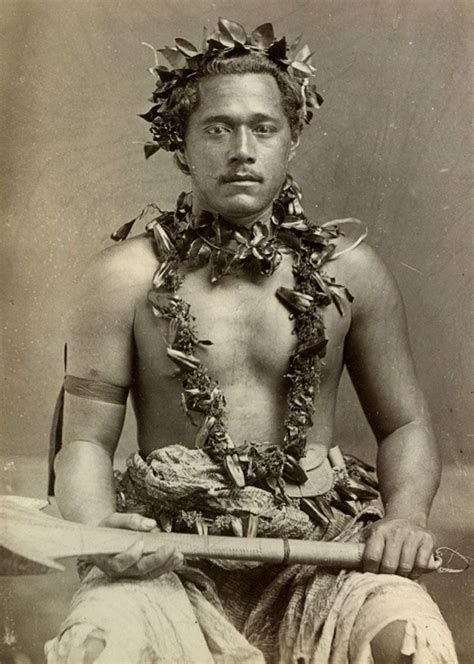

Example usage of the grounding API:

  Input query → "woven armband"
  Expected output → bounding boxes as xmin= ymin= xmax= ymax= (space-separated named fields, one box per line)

xmin=64 ymin=375 xmax=129 ymax=405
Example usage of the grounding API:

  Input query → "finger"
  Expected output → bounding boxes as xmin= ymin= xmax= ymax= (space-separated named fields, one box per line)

xmin=379 ymin=536 xmax=404 ymax=575
xmin=133 ymin=546 xmax=183 ymax=578
xmin=410 ymin=533 xmax=435 ymax=579
xmin=107 ymin=539 xmax=146 ymax=576
xmin=362 ymin=530 xmax=385 ymax=574
xmin=397 ymin=534 xmax=420 ymax=577
xmin=101 ymin=513 xmax=157 ymax=531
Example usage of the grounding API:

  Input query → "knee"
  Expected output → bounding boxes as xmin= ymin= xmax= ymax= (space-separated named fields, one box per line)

xmin=371 ymin=621 xmax=412 ymax=664
xmin=46 ymin=626 xmax=106 ymax=663
xmin=83 ymin=631 xmax=106 ymax=664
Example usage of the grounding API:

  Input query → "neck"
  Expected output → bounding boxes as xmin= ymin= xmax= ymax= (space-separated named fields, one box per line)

xmin=191 ymin=197 xmax=274 ymax=229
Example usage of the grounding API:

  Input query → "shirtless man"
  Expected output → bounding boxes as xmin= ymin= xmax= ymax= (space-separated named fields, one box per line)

xmin=48 ymin=19 xmax=457 ymax=664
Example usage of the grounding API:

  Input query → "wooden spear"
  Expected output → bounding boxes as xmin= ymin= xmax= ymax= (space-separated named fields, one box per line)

xmin=0 ymin=496 xmax=440 ymax=576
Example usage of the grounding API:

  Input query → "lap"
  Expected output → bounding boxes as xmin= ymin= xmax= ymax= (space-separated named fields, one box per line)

xmin=44 ymin=566 xmax=264 ymax=664
xmin=45 ymin=565 xmax=457 ymax=664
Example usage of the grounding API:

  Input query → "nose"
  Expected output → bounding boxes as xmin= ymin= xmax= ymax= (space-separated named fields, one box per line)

xmin=228 ymin=127 xmax=256 ymax=164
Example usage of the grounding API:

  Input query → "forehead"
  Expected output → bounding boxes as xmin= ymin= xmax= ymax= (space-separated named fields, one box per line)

xmin=191 ymin=73 xmax=286 ymax=122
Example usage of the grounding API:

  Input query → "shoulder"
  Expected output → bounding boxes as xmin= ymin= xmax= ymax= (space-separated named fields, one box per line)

xmin=70 ymin=234 xmax=159 ymax=329
xmin=327 ymin=236 xmax=404 ymax=321
xmin=77 ymin=234 xmax=158 ymax=303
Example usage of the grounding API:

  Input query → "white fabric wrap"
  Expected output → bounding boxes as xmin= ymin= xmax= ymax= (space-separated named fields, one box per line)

xmin=45 ymin=566 xmax=458 ymax=664
xmin=314 ymin=572 xmax=458 ymax=664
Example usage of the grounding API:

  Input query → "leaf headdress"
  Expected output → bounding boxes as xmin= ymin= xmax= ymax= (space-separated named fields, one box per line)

xmin=139 ymin=18 xmax=324 ymax=156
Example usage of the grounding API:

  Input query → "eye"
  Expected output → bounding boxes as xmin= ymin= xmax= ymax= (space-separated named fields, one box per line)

xmin=254 ymin=124 xmax=278 ymax=136
xmin=205 ymin=125 xmax=230 ymax=136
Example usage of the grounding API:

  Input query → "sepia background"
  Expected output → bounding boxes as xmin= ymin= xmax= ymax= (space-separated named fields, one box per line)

xmin=1 ymin=0 xmax=472 ymax=661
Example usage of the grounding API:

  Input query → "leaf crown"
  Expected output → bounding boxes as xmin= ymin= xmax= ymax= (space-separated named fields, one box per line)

xmin=140 ymin=18 xmax=324 ymax=157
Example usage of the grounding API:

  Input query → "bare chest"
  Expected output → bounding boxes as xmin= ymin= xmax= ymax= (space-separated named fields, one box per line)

xmin=134 ymin=255 xmax=350 ymax=386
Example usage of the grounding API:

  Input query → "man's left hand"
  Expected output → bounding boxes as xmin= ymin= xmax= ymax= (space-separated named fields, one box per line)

xmin=361 ymin=517 xmax=435 ymax=579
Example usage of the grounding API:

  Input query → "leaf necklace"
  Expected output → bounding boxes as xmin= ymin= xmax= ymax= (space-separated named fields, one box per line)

xmin=113 ymin=176 xmax=355 ymax=504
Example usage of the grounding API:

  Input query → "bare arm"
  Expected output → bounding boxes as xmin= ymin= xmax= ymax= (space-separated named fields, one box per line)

xmin=55 ymin=244 xmax=135 ymax=524
xmin=343 ymin=244 xmax=440 ymax=576
xmin=54 ymin=239 xmax=182 ymax=576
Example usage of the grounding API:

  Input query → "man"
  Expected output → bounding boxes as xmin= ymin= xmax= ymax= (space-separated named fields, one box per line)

xmin=46 ymin=19 xmax=457 ymax=664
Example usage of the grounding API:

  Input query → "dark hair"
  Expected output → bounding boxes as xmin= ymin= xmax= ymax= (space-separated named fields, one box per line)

xmin=167 ymin=52 xmax=305 ymax=172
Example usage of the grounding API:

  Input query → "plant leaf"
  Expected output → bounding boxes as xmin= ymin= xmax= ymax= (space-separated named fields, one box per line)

xmin=144 ymin=143 xmax=160 ymax=159
xmin=289 ymin=32 xmax=303 ymax=56
xmin=214 ymin=20 xmax=235 ymax=48
xmin=166 ymin=347 xmax=201 ymax=370
xmin=290 ymin=60 xmax=315 ymax=77
xmin=175 ymin=38 xmax=199 ymax=57
xmin=147 ymin=290 xmax=172 ymax=311
xmin=250 ymin=23 xmax=275 ymax=48
xmin=294 ymin=44 xmax=311 ymax=63
xmin=187 ymin=238 xmax=211 ymax=268
xmin=138 ymin=106 xmax=160 ymax=122
xmin=111 ymin=219 xmax=136 ymax=242
xmin=218 ymin=18 xmax=247 ymax=45
xmin=268 ymin=37 xmax=287 ymax=60
xmin=158 ymin=47 xmax=186 ymax=69
xmin=152 ymin=223 xmax=173 ymax=259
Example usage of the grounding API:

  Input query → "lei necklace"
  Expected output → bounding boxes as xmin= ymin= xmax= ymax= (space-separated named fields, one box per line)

xmin=111 ymin=177 xmax=369 ymax=518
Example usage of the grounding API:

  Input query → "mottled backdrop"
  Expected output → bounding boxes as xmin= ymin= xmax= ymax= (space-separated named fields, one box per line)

xmin=1 ymin=1 xmax=472 ymax=661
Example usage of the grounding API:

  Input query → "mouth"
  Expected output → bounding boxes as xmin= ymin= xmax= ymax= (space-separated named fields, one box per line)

xmin=221 ymin=173 xmax=263 ymax=184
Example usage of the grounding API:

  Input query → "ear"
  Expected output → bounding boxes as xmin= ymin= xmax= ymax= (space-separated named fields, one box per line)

xmin=288 ymin=135 xmax=300 ymax=162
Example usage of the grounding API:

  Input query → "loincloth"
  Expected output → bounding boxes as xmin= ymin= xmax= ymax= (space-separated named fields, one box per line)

xmin=44 ymin=445 xmax=458 ymax=663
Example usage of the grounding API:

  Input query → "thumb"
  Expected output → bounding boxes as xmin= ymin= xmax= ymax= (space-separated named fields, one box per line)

xmin=100 ymin=512 xmax=157 ymax=531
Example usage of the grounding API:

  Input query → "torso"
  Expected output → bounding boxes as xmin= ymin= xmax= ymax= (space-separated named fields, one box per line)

xmin=129 ymin=237 xmax=352 ymax=456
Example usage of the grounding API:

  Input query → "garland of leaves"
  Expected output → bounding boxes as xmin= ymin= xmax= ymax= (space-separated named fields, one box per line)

xmin=139 ymin=18 xmax=324 ymax=156
xmin=113 ymin=177 xmax=356 ymax=500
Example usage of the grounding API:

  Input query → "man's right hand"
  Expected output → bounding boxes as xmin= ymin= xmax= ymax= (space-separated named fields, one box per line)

xmin=87 ymin=512 xmax=184 ymax=579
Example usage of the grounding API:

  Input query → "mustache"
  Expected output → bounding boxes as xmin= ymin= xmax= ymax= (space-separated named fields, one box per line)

xmin=220 ymin=172 xmax=263 ymax=183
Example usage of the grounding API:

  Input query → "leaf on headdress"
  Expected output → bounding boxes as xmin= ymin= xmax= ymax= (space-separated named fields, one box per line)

xmin=155 ymin=66 xmax=177 ymax=83
xmin=288 ymin=33 xmax=303 ymax=56
xmin=207 ymin=37 xmax=227 ymax=50
xmin=294 ymin=44 xmax=312 ymax=63
xmin=139 ymin=106 xmax=160 ymax=123
xmin=175 ymin=38 xmax=199 ymax=57
xmin=268 ymin=37 xmax=287 ymax=61
xmin=250 ymin=23 xmax=275 ymax=49
xmin=212 ymin=21 xmax=235 ymax=48
xmin=158 ymin=47 xmax=186 ymax=69
xmin=306 ymin=86 xmax=323 ymax=109
xmin=186 ymin=54 xmax=204 ymax=71
xmin=290 ymin=60 xmax=315 ymax=77
xmin=144 ymin=142 xmax=161 ymax=159
xmin=218 ymin=18 xmax=247 ymax=45
xmin=201 ymin=26 xmax=209 ymax=51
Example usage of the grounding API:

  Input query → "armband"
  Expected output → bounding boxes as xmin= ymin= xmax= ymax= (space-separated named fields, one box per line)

xmin=64 ymin=375 xmax=129 ymax=405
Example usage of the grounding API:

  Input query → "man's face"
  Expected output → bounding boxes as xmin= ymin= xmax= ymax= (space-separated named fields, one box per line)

xmin=181 ymin=73 xmax=299 ymax=225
